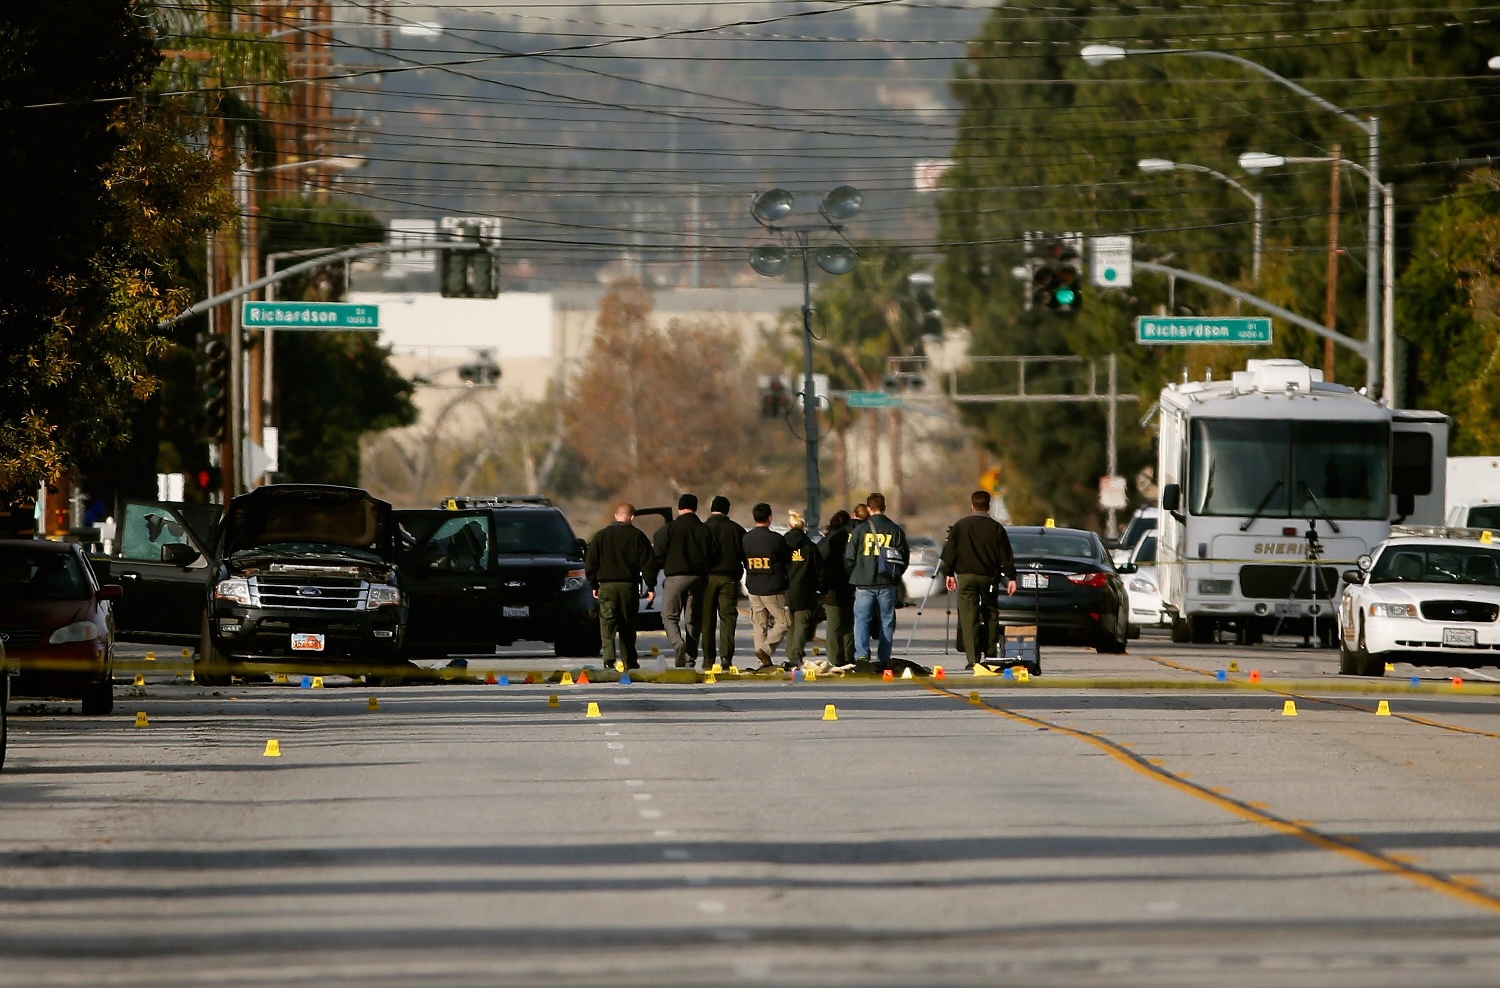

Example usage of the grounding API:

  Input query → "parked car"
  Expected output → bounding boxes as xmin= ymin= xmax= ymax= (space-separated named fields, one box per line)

xmin=398 ymin=496 xmax=599 ymax=658
xmin=197 ymin=485 xmax=408 ymax=684
xmin=902 ymin=535 xmax=942 ymax=605
xmin=1110 ymin=506 xmax=1157 ymax=567
xmin=995 ymin=526 xmax=1130 ymax=653
xmin=1120 ymin=533 xmax=1169 ymax=636
xmin=0 ymin=539 xmax=122 ymax=713
xmin=1339 ymin=527 xmax=1500 ymax=676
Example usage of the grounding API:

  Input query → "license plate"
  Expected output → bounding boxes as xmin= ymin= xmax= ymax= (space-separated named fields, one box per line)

xmin=1020 ymin=573 xmax=1047 ymax=590
xmin=291 ymin=633 xmax=325 ymax=652
xmin=503 ymin=606 xmax=529 ymax=619
xmin=1443 ymin=627 xmax=1478 ymax=648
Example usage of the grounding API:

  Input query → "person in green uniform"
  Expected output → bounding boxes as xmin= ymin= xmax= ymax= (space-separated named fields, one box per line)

xmin=817 ymin=509 xmax=856 ymax=669
xmin=783 ymin=509 xmax=820 ymax=666
xmin=585 ymin=502 xmax=659 ymax=670
xmin=702 ymin=495 xmax=746 ymax=669
xmin=939 ymin=490 xmax=1017 ymax=669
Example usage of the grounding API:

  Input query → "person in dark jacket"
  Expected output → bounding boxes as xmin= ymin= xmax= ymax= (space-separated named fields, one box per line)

xmin=586 ymin=502 xmax=659 ymax=670
xmin=940 ymin=490 xmax=1017 ymax=669
xmin=652 ymin=493 xmax=717 ymax=668
xmin=843 ymin=492 xmax=909 ymax=668
xmin=817 ymin=509 xmax=855 ymax=668
xmin=702 ymin=495 xmax=746 ymax=670
xmin=742 ymin=502 xmax=791 ymax=670
xmin=783 ymin=509 xmax=820 ymax=665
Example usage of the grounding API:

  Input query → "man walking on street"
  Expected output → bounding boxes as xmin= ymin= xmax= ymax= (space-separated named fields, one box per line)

xmin=653 ymin=494 xmax=716 ymax=668
xmin=742 ymin=502 xmax=792 ymax=671
xmin=702 ymin=495 xmax=746 ymax=670
xmin=843 ymin=492 xmax=909 ymax=670
xmin=940 ymin=490 xmax=1017 ymax=669
xmin=783 ymin=509 xmax=819 ymax=666
xmin=586 ymin=503 xmax=658 ymax=670
xmin=817 ymin=509 xmax=856 ymax=669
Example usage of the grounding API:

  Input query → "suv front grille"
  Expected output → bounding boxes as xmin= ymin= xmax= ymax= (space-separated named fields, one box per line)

xmin=1420 ymin=600 xmax=1499 ymax=623
xmin=1239 ymin=565 xmax=1340 ymax=600
xmin=251 ymin=577 xmax=366 ymax=610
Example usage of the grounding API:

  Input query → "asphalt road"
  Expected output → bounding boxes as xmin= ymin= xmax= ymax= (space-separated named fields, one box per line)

xmin=6 ymin=615 xmax=1500 ymax=987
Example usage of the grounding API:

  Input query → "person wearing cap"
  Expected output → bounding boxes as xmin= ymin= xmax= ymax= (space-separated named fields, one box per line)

xmin=817 ymin=509 xmax=856 ymax=669
xmin=783 ymin=509 xmax=820 ymax=666
xmin=940 ymin=490 xmax=1017 ymax=669
xmin=585 ymin=502 xmax=658 ymax=670
xmin=702 ymin=495 xmax=747 ymax=669
xmin=742 ymin=502 xmax=792 ymax=670
xmin=652 ymin=493 xmax=717 ymax=668
xmin=843 ymin=492 xmax=909 ymax=669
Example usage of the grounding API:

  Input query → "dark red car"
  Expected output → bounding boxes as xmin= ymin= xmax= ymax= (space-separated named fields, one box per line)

xmin=0 ymin=540 xmax=121 ymax=714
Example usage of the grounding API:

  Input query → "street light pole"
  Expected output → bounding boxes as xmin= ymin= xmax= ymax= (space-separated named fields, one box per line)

xmin=1138 ymin=158 xmax=1263 ymax=283
xmin=1086 ymin=44 xmax=1381 ymax=397
xmin=797 ymin=232 xmax=821 ymax=531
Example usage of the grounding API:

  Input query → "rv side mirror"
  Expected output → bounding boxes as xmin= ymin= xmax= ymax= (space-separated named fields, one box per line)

xmin=1341 ymin=569 xmax=1363 ymax=586
xmin=1395 ymin=492 xmax=1415 ymax=519
xmin=1161 ymin=484 xmax=1181 ymax=513
xmin=1118 ymin=562 xmax=1138 ymax=575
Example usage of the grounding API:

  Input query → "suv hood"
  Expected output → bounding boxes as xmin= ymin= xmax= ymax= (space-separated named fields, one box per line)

xmin=221 ymin=485 xmax=395 ymax=563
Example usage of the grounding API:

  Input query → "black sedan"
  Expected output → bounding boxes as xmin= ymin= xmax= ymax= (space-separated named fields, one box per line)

xmin=995 ymin=526 xmax=1130 ymax=653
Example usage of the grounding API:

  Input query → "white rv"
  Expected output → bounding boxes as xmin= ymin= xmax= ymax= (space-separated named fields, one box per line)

xmin=1155 ymin=360 xmax=1447 ymax=645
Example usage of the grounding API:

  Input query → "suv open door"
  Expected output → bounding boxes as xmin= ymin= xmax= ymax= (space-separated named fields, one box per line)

xmin=395 ymin=509 xmax=500 ymax=657
xmin=111 ymin=499 xmax=221 ymax=644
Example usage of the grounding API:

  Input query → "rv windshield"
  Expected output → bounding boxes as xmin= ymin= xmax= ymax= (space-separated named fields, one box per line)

xmin=1190 ymin=420 xmax=1389 ymax=520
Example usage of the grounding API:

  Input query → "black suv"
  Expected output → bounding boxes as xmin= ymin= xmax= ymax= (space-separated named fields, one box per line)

xmin=196 ymin=485 xmax=408 ymax=683
xmin=397 ymin=496 xmax=600 ymax=659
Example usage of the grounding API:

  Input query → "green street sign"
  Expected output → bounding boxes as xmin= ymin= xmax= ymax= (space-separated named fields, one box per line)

xmin=242 ymin=301 xmax=380 ymax=330
xmin=1136 ymin=316 xmax=1271 ymax=345
xmin=846 ymin=391 xmax=902 ymax=409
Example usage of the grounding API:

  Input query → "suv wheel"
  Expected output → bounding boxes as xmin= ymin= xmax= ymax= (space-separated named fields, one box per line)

xmin=196 ymin=613 xmax=233 ymax=687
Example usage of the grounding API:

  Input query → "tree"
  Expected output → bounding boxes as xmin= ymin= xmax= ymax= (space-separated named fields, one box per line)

xmin=0 ymin=2 xmax=233 ymax=499
xmin=562 ymin=284 xmax=755 ymax=497
xmin=1400 ymin=172 xmax=1500 ymax=454
xmin=935 ymin=1 xmax=1500 ymax=522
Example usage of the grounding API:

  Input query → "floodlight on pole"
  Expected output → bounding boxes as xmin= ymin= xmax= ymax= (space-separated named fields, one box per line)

xmin=1139 ymin=157 xmax=1263 ymax=283
xmin=745 ymin=184 xmax=862 ymax=531
xmin=1238 ymin=151 xmax=1287 ymax=175
xmin=1136 ymin=157 xmax=1177 ymax=173
xmin=1489 ymin=55 xmax=1500 ymax=70
xmin=751 ymin=188 xmax=795 ymax=225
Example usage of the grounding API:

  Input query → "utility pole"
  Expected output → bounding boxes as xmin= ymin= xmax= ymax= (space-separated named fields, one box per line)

xmin=1106 ymin=353 xmax=1119 ymax=539
xmin=1324 ymin=145 xmax=1341 ymax=383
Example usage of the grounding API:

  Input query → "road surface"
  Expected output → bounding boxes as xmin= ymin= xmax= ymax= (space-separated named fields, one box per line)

xmin=5 ymin=620 xmax=1500 ymax=986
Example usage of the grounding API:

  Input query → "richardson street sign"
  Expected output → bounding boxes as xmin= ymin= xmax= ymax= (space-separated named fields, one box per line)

xmin=1136 ymin=315 xmax=1271 ymax=345
xmin=242 ymin=301 xmax=380 ymax=330
xmin=845 ymin=390 xmax=902 ymax=409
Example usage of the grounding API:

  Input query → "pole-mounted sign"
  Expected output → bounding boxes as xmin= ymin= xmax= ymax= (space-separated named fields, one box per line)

xmin=242 ymin=301 xmax=380 ymax=330
xmin=1136 ymin=315 xmax=1272 ymax=345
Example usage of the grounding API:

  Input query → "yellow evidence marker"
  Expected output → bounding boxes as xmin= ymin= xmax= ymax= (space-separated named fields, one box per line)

xmin=822 ymin=704 xmax=838 ymax=721
xmin=586 ymin=702 xmax=602 ymax=718
xmin=133 ymin=711 xmax=149 ymax=728
xmin=1282 ymin=700 xmax=1298 ymax=717
xmin=367 ymin=697 xmax=380 ymax=711
xmin=1376 ymin=700 xmax=1391 ymax=716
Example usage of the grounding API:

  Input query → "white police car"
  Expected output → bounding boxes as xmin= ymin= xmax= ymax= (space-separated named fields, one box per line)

xmin=1338 ymin=526 xmax=1500 ymax=676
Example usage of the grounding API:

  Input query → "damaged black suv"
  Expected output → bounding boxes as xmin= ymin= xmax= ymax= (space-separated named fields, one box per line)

xmin=196 ymin=485 xmax=408 ymax=684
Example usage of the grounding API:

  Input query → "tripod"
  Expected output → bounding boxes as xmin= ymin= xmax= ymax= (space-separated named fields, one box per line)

xmin=1270 ymin=520 xmax=1331 ymax=647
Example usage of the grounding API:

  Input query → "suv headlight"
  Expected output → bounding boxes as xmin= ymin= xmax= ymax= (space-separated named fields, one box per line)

xmin=367 ymin=584 xmax=402 ymax=608
xmin=562 ymin=568 xmax=588 ymax=592
xmin=49 ymin=621 xmax=99 ymax=644
xmin=214 ymin=577 xmax=252 ymax=605
xmin=1370 ymin=602 xmax=1417 ymax=618
xmin=1129 ymin=576 xmax=1158 ymax=594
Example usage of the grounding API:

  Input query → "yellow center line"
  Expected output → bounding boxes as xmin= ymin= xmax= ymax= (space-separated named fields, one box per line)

xmin=1140 ymin=653 xmax=1500 ymax=740
xmin=927 ymin=682 xmax=1500 ymax=915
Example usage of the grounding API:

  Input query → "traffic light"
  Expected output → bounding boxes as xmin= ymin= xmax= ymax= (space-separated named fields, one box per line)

xmin=908 ymin=272 xmax=943 ymax=337
xmin=441 ymin=247 xmax=500 ymax=298
xmin=199 ymin=335 xmax=228 ymax=442
xmin=195 ymin=466 xmax=220 ymax=492
xmin=758 ymin=375 xmax=791 ymax=418
xmin=1025 ymin=236 xmax=1084 ymax=315
xmin=457 ymin=354 xmax=501 ymax=385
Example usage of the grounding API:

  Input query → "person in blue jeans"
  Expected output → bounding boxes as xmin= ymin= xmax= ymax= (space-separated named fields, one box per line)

xmin=842 ymin=492 xmax=910 ymax=669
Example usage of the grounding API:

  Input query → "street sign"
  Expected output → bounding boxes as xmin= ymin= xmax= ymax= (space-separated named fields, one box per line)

xmin=846 ymin=390 xmax=902 ymax=409
xmin=242 ymin=301 xmax=380 ymax=330
xmin=1136 ymin=316 xmax=1272 ymax=345
xmin=1091 ymin=236 xmax=1133 ymax=288
xmin=1098 ymin=474 xmax=1128 ymax=510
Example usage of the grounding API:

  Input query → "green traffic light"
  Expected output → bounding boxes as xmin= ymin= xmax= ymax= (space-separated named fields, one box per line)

xmin=1054 ymin=286 xmax=1077 ymax=306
